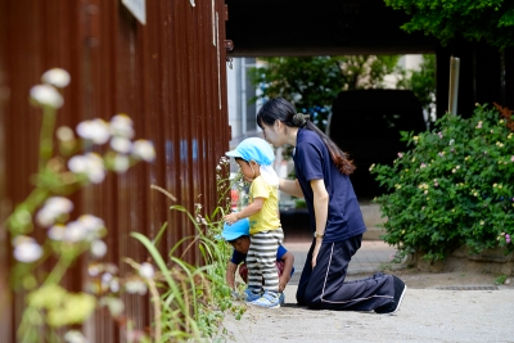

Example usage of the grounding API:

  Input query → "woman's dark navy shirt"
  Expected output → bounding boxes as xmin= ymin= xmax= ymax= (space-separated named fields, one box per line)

xmin=293 ymin=128 xmax=366 ymax=243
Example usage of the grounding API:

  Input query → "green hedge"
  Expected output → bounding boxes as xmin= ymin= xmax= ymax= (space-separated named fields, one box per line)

xmin=371 ymin=104 xmax=514 ymax=261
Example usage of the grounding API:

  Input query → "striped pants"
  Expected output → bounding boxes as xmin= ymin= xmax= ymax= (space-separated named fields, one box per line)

xmin=247 ymin=229 xmax=284 ymax=292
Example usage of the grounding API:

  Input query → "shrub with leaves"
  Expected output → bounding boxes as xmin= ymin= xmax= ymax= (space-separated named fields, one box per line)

xmin=6 ymin=68 xmax=239 ymax=342
xmin=370 ymin=104 xmax=514 ymax=262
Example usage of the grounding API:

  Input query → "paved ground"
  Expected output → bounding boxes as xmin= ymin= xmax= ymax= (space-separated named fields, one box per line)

xmin=221 ymin=287 xmax=514 ymax=343
xmin=285 ymin=240 xmax=397 ymax=282
xmin=219 ymin=239 xmax=514 ymax=343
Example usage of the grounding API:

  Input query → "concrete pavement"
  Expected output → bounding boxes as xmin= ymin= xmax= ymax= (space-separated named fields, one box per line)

xmin=221 ymin=286 xmax=514 ymax=343
xmin=219 ymin=239 xmax=514 ymax=343
xmin=284 ymin=239 xmax=398 ymax=284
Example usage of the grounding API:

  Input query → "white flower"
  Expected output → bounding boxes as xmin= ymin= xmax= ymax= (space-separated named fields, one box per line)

xmin=48 ymin=224 xmax=66 ymax=240
xmin=110 ymin=114 xmax=134 ymax=138
xmin=41 ymin=68 xmax=71 ymax=88
xmin=139 ymin=262 xmax=155 ymax=279
xmin=76 ymin=119 xmax=110 ymax=145
xmin=56 ymin=126 xmax=75 ymax=141
xmin=88 ymin=263 xmax=102 ymax=277
xmin=125 ymin=279 xmax=147 ymax=295
xmin=36 ymin=196 xmax=74 ymax=227
xmin=101 ymin=272 xmax=113 ymax=285
xmin=46 ymin=196 xmax=74 ymax=213
xmin=68 ymin=153 xmax=106 ymax=183
xmin=78 ymin=214 xmax=105 ymax=234
xmin=54 ymin=215 xmax=105 ymax=243
xmin=110 ymin=136 xmax=132 ymax=154
xmin=109 ymin=279 xmax=120 ymax=293
xmin=65 ymin=220 xmax=88 ymax=242
xmin=13 ymin=236 xmax=43 ymax=263
xmin=64 ymin=330 xmax=87 ymax=343
xmin=99 ymin=297 xmax=124 ymax=317
xmin=132 ymin=140 xmax=156 ymax=162
xmin=112 ymin=154 xmax=130 ymax=173
xmin=90 ymin=240 xmax=107 ymax=258
xmin=30 ymin=84 xmax=64 ymax=108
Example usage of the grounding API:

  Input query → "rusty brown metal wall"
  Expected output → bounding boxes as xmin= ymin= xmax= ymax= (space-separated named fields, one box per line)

xmin=0 ymin=0 xmax=230 ymax=341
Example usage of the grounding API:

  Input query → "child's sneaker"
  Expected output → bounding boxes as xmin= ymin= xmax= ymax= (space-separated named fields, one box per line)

xmin=244 ymin=287 xmax=262 ymax=302
xmin=251 ymin=290 xmax=281 ymax=308
xmin=278 ymin=292 xmax=285 ymax=305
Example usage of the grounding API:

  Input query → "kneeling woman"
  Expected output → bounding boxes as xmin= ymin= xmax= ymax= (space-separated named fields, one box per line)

xmin=256 ymin=97 xmax=406 ymax=313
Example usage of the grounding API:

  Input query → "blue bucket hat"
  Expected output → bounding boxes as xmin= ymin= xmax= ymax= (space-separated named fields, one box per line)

xmin=226 ymin=137 xmax=275 ymax=166
xmin=220 ymin=218 xmax=250 ymax=241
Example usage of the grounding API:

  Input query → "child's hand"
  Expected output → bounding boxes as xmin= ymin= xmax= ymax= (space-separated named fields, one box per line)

xmin=279 ymin=279 xmax=286 ymax=292
xmin=224 ymin=212 xmax=240 ymax=225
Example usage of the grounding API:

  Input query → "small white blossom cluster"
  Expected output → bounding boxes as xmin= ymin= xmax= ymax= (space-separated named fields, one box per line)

xmin=138 ymin=262 xmax=155 ymax=279
xmin=87 ymin=263 xmax=121 ymax=296
xmin=47 ymin=214 xmax=105 ymax=244
xmin=64 ymin=330 xmax=87 ymax=343
xmin=35 ymin=196 xmax=74 ymax=227
xmin=71 ymin=114 xmax=156 ymax=179
xmin=29 ymin=68 xmax=70 ymax=109
xmin=30 ymin=69 xmax=156 ymax=183
xmin=68 ymin=152 xmax=106 ymax=183
xmin=12 ymin=236 xmax=43 ymax=263
xmin=16 ymin=195 xmax=108 ymax=263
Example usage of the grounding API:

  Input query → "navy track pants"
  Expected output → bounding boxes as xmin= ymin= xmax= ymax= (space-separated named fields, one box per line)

xmin=296 ymin=234 xmax=396 ymax=311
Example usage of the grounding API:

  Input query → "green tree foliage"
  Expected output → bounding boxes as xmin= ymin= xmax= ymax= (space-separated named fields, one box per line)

xmin=384 ymin=0 xmax=514 ymax=50
xmin=397 ymin=54 xmax=436 ymax=122
xmin=248 ymin=56 xmax=399 ymax=130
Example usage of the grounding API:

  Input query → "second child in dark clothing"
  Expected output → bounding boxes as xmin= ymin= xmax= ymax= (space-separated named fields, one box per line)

xmin=221 ymin=218 xmax=294 ymax=303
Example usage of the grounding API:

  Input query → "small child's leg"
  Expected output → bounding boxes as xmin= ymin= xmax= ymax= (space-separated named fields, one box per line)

xmin=251 ymin=229 xmax=284 ymax=308
xmin=245 ymin=239 xmax=263 ymax=302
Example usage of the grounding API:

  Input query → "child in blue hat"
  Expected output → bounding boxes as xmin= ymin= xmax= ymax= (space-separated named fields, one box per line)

xmin=224 ymin=137 xmax=285 ymax=308
xmin=220 ymin=219 xmax=294 ymax=304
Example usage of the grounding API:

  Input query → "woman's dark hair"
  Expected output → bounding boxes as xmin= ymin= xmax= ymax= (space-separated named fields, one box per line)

xmin=257 ymin=97 xmax=355 ymax=175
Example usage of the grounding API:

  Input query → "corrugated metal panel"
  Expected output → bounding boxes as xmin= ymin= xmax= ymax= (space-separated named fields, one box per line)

xmin=0 ymin=0 xmax=229 ymax=341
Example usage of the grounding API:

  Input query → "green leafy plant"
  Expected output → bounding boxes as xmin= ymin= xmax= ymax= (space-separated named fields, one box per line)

xmin=370 ymin=104 xmax=513 ymax=262
xmin=6 ymin=68 xmax=158 ymax=343
xmin=125 ymin=182 xmax=244 ymax=342
xmin=6 ymin=68 xmax=241 ymax=342
xmin=495 ymin=273 xmax=508 ymax=285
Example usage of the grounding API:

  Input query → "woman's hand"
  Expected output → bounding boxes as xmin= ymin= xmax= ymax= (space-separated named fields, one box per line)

xmin=311 ymin=239 xmax=322 ymax=268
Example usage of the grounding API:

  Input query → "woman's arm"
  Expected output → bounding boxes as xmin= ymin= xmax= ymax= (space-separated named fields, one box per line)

xmin=310 ymin=178 xmax=329 ymax=268
xmin=226 ymin=261 xmax=238 ymax=289
xmin=279 ymin=178 xmax=304 ymax=198
xmin=278 ymin=251 xmax=295 ymax=292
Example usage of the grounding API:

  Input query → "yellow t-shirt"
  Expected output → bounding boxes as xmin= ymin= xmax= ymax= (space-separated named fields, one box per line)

xmin=248 ymin=175 xmax=281 ymax=234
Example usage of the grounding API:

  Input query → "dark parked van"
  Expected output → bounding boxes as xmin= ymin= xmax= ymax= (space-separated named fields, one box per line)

xmin=327 ymin=89 xmax=426 ymax=200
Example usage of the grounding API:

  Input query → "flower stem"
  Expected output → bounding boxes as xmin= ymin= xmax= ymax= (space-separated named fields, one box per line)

xmin=148 ymin=278 xmax=162 ymax=342
xmin=39 ymin=106 xmax=57 ymax=171
xmin=42 ymin=251 xmax=76 ymax=286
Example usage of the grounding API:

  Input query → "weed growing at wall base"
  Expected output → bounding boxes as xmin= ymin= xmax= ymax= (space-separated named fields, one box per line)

xmin=5 ymin=69 xmax=241 ymax=342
